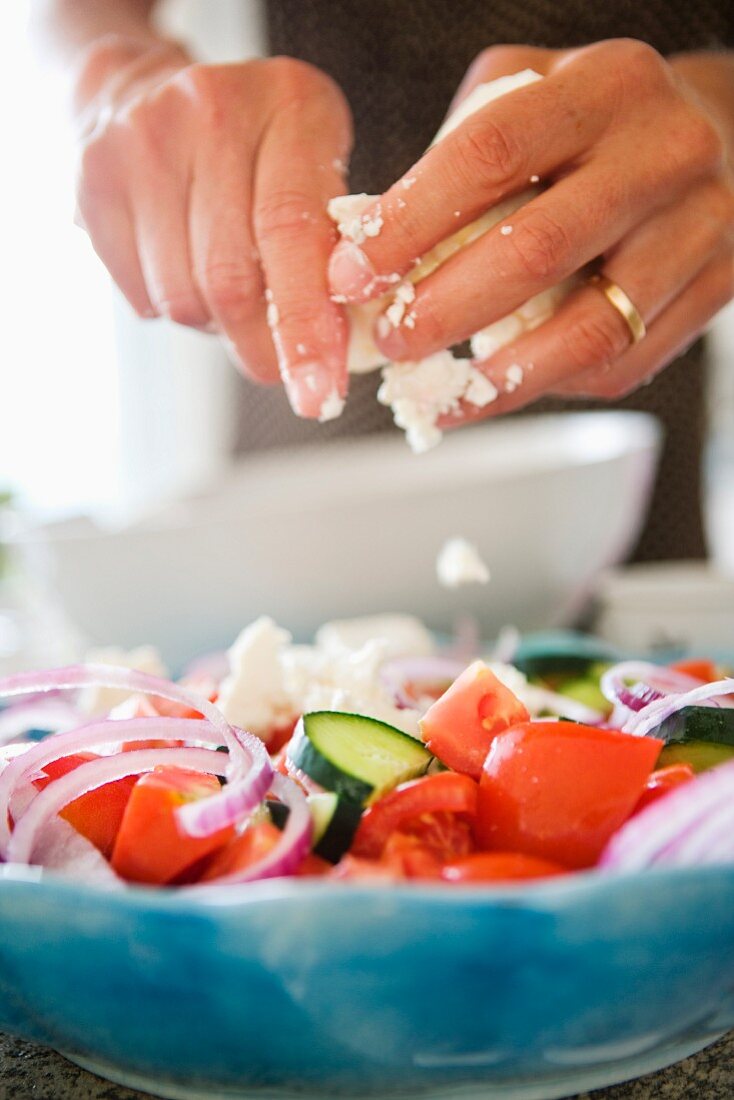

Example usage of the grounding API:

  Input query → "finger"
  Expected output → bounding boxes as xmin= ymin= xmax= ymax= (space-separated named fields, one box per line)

xmin=189 ymin=135 xmax=279 ymax=385
xmin=436 ymin=183 xmax=734 ymax=425
xmin=552 ymin=251 xmax=734 ymax=400
xmin=378 ymin=163 xmax=734 ymax=364
xmin=328 ymin=57 xmax=612 ymax=302
xmin=76 ymin=194 xmax=156 ymax=318
xmin=254 ymin=94 xmax=351 ymax=419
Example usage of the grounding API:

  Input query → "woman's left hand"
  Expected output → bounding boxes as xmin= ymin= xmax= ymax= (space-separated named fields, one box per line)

xmin=327 ymin=40 xmax=734 ymax=417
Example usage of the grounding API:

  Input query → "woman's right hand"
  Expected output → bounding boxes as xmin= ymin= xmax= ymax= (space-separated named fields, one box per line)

xmin=73 ymin=40 xmax=352 ymax=417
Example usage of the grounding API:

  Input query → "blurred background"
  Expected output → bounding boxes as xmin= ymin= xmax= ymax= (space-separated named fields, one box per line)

xmin=2 ymin=0 xmax=733 ymax=671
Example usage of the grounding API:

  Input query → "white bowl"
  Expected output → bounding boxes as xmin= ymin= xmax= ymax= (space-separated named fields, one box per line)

xmin=595 ymin=561 xmax=734 ymax=653
xmin=22 ymin=412 xmax=661 ymax=668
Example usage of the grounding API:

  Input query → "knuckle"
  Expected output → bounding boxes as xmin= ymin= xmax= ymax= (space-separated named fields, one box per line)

xmin=677 ymin=109 xmax=725 ymax=173
xmin=452 ymin=118 xmax=524 ymax=193
xmin=203 ymin=261 xmax=262 ymax=321
xmin=266 ymin=55 xmax=342 ymax=107
xmin=609 ymin=38 xmax=665 ymax=83
xmin=506 ymin=211 xmax=572 ymax=282
xmin=255 ymin=188 xmax=312 ymax=237
xmin=562 ymin=308 xmax=629 ymax=372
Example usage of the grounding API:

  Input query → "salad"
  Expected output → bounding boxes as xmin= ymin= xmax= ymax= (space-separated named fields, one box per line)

xmin=0 ymin=615 xmax=732 ymax=890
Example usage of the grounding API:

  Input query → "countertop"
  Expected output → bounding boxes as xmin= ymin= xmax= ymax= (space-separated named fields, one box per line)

xmin=0 ymin=1031 xmax=732 ymax=1100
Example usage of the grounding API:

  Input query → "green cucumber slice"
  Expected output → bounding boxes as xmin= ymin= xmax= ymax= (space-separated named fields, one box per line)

xmin=655 ymin=705 xmax=734 ymax=747
xmin=289 ymin=711 xmax=432 ymax=806
xmin=659 ymin=740 xmax=734 ymax=774
xmin=307 ymin=793 xmax=363 ymax=863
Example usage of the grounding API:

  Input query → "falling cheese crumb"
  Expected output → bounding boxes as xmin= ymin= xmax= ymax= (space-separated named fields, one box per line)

xmin=436 ymin=538 xmax=490 ymax=588
xmin=500 ymin=225 xmax=513 ymax=236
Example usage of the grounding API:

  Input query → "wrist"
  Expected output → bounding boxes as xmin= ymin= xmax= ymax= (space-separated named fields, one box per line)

xmin=71 ymin=33 xmax=192 ymax=127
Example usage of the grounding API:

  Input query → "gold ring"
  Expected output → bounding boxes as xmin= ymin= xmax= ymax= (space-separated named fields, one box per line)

xmin=587 ymin=273 xmax=647 ymax=344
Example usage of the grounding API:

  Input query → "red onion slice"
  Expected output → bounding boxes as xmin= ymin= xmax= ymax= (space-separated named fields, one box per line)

xmin=6 ymin=746 xmax=228 ymax=865
xmin=600 ymin=662 xmax=704 ymax=728
xmin=0 ymin=665 xmax=238 ymax=754
xmin=175 ymin=727 xmax=273 ymax=838
xmin=0 ymin=698 xmax=83 ymax=745
xmin=0 ymin=716 xmax=223 ymax=855
xmin=189 ymin=773 xmax=313 ymax=887
xmin=624 ymin=677 xmax=734 ymax=738
xmin=599 ymin=759 xmax=734 ymax=871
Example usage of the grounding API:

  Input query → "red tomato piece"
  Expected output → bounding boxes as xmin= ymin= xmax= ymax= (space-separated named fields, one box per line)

xmin=419 ymin=662 xmax=530 ymax=778
xmin=111 ymin=766 xmax=233 ymax=885
xmin=330 ymin=855 xmax=404 ymax=882
xmin=476 ymin=722 xmax=663 ymax=869
xmin=351 ymin=772 xmax=478 ymax=860
xmin=381 ymin=832 xmax=443 ymax=879
xmin=441 ymin=852 xmax=569 ymax=884
xmin=669 ymin=658 xmax=722 ymax=683
xmin=198 ymin=820 xmax=282 ymax=882
xmin=633 ymin=763 xmax=695 ymax=814
xmin=296 ymin=852 xmax=332 ymax=877
xmin=34 ymin=753 xmax=138 ymax=858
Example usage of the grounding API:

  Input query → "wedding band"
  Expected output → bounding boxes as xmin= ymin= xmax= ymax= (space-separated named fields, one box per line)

xmin=587 ymin=274 xmax=647 ymax=344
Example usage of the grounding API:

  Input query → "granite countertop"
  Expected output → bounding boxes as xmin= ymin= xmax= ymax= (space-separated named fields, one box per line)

xmin=0 ymin=1031 xmax=732 ymax=1100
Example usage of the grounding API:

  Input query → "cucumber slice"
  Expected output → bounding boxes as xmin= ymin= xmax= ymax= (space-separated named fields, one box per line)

xmin=659 ymin=740 xmax=734 ymax=774
xmin=307 ymin=793 xmax=363 ymax=863
xmin=655 ymin=705 xmax=734 ymax=747
xmin=289 ymin=711 xmax=432 ymax=806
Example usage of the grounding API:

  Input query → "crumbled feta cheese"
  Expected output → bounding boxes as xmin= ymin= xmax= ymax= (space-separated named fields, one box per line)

xmin=500 ymin=225 xmax=513 ymax=236
xmin=402 ymin=176 xmax=416 ymax=190
xmin=316 ymin=614 xmax=435 ymax=660
xmin=504 ymin=363 xmax=525 ymax=393
xmin=437 ymin=538 xmax=490 ymax=588
xmin=218 ymin=617 xmax=293 ymax=736
xmin=266 ymin=302 xmax=279 ymax=328
xmin=464 ymin=369 xmax=499 ymax=408
xmin=80 ymin=646 xmax=168 ymax=715
xmin=530 ymin=174 xmax=540 ymax=184
xmin=361 ymin=206 xmax=384 ymax=238
xmin=318 ymin=388 xmax=345 ymax=422
xmin=403 ymin=313 xmax=416 ymax=329
xmin=378 ymin=352 xmax=474 ymax=452
xmin=296 ymin=342 xmax=307 ymax=356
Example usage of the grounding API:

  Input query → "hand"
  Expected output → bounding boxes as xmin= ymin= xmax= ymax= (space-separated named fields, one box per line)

xmin=327 ymin=40 xmax=734 ymax=420
xmin=74 ymin=40 xmax=352 ymax=417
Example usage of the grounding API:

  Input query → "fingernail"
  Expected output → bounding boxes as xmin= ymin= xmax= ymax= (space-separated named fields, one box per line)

xmin=283 ymin=361 xmax=340 ymax=419
xmin=328 ymin=241 xmax=378 ymax=301
xmin=375 ymin=320 xmax=409 ymax=360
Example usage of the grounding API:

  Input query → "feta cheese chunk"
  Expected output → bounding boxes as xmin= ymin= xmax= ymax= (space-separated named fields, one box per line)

xmin=218 ymin=617 xmax=293 ymax=736
xmin=315 ymin=614 xmax=435 ymax=660
xmin=437 ymin=538 xmax=490 ymax=588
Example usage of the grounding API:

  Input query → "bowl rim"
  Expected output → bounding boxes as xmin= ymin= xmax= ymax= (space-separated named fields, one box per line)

xmin=1 ymin=861 xmax=732 ymax=916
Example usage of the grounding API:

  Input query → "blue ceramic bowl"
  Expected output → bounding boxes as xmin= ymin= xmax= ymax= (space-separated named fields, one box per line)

xmin=0 ymin=864 xmax=732 ymax=1099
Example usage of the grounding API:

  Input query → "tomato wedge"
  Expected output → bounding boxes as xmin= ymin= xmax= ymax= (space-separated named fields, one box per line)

xmin=351 ymin=772 xmax=478 ymax=860
xmin=442 ymin=852 xmax=568 ymax=884
xmin=476 ymin=722 xmax=663 ymax=869
xmin=669 ymin=658 xmax=722 ymax=683
xmin=33 ymin=753 xmax=138 ymax=858
xmin=633 ymin=763 xmax=695 ymax=814
xmin=419 ymin=662 xmax=530 ymax=778
xmin=199 ymin=820 xmax=281 ymax=882
xmin=111 ymin=766 xmax=233 ymax=885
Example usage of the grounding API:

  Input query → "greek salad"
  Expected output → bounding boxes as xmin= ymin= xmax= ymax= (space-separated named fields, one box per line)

xmin=0 ymin=615 xmax=732 ymax=890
